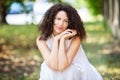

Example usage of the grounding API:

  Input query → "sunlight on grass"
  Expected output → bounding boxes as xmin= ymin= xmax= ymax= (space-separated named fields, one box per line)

xmin=85 ymin=34 xmax=111 ymax=45
xmin=98 ymin=65 xmax=107 ymax=73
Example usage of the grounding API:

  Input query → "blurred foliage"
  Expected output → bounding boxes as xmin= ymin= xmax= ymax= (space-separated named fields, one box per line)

xmin=0 ymin=0 xmax=103 ymax=23
xmin=0 ymin=0 xmax=23 ymax=7
xmin=47 ymin=0 xmax=85 ymax=8
xmin=74 ymin=0 xmax=86 ymax=8
xmin=46 ymin=0 xmax=103 ymax=15
xmin=0 ymin=0 xmax=34 ymax=13
xmin=47 ymin=0 xmax=63 ymax=3
xmin=0 ymin=0 xmax=24 ymax=13
xmin=84 ymin=0 xmax=103 ymax=15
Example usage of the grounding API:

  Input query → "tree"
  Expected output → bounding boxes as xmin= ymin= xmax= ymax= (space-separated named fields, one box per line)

xmin=103 ymin=0 xmax=120 ymax=39
xmin=47 ymin=0 xmax=63 ymax=3
xmin=80 ymin=0 xmax=120 ymax=39
xmin=0 ymin=0 xmax=23 ymax=24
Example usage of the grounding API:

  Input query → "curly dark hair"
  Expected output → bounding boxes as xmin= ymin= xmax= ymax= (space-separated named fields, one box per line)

xmin=38 ymin=3 xmax=86 ymax=41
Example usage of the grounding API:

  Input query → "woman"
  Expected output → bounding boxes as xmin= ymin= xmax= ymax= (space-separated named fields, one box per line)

xmin=36 ymin=3 xmax=103 ymax=80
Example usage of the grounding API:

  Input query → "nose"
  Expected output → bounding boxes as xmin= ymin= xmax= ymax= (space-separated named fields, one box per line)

xmin=59 ymin=20 xmax=64 ymax=26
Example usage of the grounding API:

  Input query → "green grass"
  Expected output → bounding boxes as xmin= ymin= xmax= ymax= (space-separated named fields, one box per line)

xmin=0 ymin=22 xmax=120 ymax=80
xmin=83 ymin=21 xmax=120 ymax=80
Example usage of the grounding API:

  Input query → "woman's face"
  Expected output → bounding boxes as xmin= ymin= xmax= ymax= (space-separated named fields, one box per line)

xmin=53 ymin=10 xmax=69 ymax=36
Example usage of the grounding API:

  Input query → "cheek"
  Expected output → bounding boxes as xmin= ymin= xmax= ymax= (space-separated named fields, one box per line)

xmin=54 ymin=19 xmax=58 ymax=25
xmin=64 ymin=24 xmax=68 ymax=29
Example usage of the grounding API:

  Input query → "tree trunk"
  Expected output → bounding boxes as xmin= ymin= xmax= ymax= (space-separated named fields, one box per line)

xmin=110 ymin=0 xmax=120 ymax=39
xmin=118 ymin=0 xmax=120 ymax=29
xmin=0 ymin=1 xmax=7 ymax=24
xmin=103 ymin=0 xmax=120 ymax=39
xmin=0 ymin=10 xmax=6 ymax=24
xmin=103 ymin=0 xmax=109 ymax=20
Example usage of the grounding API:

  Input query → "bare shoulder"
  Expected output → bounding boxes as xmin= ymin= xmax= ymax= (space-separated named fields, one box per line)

xmin=69 ymin=36 xmax=81 ymax=48
xmin=36 ymin=35 xmax=44 ymax=45
xmin=36 ymin=35 xmax=40 ymax=43
xmin=71 ymin=36 xmax=81 ymax=43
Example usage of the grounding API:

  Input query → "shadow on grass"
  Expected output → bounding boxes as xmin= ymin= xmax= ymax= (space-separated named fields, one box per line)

xmin=82 ymin=37 xmax=120 ymax=80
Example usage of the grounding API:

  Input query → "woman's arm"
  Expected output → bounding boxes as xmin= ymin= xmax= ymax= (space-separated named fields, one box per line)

xmin=58 ymin=32 xmax=81 ymax=71
xmin=36 ymin=36 xmax=59 ymax=71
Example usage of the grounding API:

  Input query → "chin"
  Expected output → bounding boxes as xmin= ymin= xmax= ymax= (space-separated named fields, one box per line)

xmin=56 ymin=30 xmax=62 ymax=34
xmin=54 ymin=29 xmax=64 ymax=35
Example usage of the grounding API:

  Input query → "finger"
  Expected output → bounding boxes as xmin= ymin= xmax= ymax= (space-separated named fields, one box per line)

xmin=73 ymin=30 xmax=77 ymax=35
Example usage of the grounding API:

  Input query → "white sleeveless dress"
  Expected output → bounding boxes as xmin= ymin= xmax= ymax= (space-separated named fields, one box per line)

xmin=39 ymin=35 xmax=103 ymax=80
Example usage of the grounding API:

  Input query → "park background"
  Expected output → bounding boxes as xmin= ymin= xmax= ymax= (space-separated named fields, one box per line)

xmin=0 ymin=0 xmax=120 ymax=80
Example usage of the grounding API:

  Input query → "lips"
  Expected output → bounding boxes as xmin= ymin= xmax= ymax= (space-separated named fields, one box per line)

xmin=53 ymin=25 xmax=65 ymax=35
xmin=56 ymin=26 xmax=63 ymax=30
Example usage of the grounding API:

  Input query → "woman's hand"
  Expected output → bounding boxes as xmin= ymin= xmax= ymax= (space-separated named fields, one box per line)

xmin=61 ymin=29 xmax=77 ymax=40
xmin=54 ymin=29 xmax=77 ymax=41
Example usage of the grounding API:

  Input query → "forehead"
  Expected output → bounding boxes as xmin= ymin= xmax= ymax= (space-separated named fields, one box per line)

xmin=55 ymin=11 xmax=68 ymax=18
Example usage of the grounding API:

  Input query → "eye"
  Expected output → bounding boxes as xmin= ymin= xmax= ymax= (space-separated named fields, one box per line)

xmin=64 ymin=19 xmax=68 ymax=23
xmin=64 ymin=20 xmax=68 ymax=22
xmin=56 ymin=17 xmax=61 ymax=20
